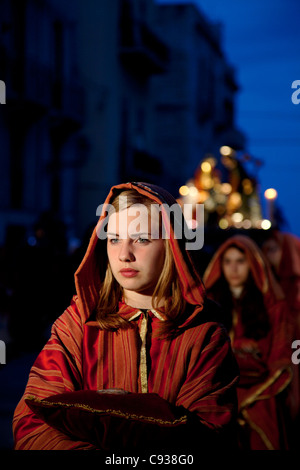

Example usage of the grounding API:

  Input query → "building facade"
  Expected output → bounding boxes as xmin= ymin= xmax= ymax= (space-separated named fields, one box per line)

xmin=0 ymin=0 xmax=245 ymax=245
xmin=150 ymin=3 xmax=245 ymax=194
xmin=0 ymin=0 xmax=85 ymax=244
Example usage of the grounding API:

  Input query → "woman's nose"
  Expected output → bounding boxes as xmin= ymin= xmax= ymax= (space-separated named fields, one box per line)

xmin=231 ymin=263 xmax=238 ymax=273
xmin=118 ymin=242 xmax=135 ymax=262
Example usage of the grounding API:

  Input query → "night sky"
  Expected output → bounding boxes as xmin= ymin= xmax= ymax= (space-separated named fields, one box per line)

xmin=156 ymin=0 xmax=300 ymax=236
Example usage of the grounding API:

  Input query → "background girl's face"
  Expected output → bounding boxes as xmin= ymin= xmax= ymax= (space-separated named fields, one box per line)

xmin=106 ymin=206 xmax=165 ymax=297
xmin=262 ymin=238 xmax=282 ymax=271
xmin=222 ymin=247 xmax=250 ymax=289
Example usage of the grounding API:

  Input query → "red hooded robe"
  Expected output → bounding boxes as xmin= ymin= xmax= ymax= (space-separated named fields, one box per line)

xmin=263 ymin=230 xmax=300 ymax=338
xmin=203 ymin=235 xmax=293 ymax=450
xmin=13 ymin=182 xmax=239 ymax=451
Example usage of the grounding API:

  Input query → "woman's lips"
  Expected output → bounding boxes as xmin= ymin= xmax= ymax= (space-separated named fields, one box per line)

xmin=120 ymin=269 xmax=139 ymax=278
xmin=228 ymin=277 xmax=242 ymax=283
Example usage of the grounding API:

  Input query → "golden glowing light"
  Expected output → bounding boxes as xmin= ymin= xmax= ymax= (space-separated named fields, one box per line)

xmin=220 ymin=145 xmax=233 ymax=156
xmin=202 ymin=175 xmax=214 ymax=189
xmin=264 ymin=188 xmax=278 ymax=200
xmin=201 ymin=161 xmax=212 ymax=173
xmin=206 ymin=156 xmax=217 ymax=168
xmin=204 ymin=198 xmax=215 ymax=211
xmin=242 ymin=178 xmax=253 ymax=195
xmin=198 ymin=190 xmax=209 ymax=203
xmin=220 ymin=183 xmax=232 ymax=195
xmin=227 ymin=192 xmax=242 ymax=210
xmin=189 ymin=186 xmax=198 ymax=197
xmin=219 ymin=218 xmax=229 ymax=229
xmin=242 ymin=219 xmax=252 ymax=229
xmin=232 ymin=212 xmax=243 ymax=223
xmin=261 ymin=219 xmax=272 ymax=230
xmin=179 ymin=185 xmax=189 ymax=196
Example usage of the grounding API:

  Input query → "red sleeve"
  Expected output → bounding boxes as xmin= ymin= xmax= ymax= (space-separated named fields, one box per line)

xmin=237 ymin=299 xmax=292 ymax=411
xmin=267 ymin=299 xmax=292 ymax=370
xmin=175 ymin=323 xmax=239 ymax=430
xmin=13 ymin=297 xmax=97 ymax=450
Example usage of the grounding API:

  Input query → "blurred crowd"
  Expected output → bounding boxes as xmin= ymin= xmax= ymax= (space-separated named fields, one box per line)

xmin=1 ymin=210 xmax=300 ymax=450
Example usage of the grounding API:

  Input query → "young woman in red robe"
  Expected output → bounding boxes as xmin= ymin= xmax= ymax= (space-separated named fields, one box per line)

xmin=262 ymin=230 xmax=300 ymax=339
xmin=262 ymin=230 xmax=300 ymax=446
xmin=13 ymin=182 xmax=239 ymax=451
xmin=203 ymin=235 xmax=293 ymax=450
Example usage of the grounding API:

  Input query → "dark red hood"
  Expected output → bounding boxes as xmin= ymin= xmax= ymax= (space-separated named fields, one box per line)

xmin=203 ymin=234 xmax=285 ymax=308
xmin=74 ymin=182 xmax=206 ymax=326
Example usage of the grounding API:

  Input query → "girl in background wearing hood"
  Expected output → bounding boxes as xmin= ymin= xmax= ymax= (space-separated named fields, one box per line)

xmin=203 ymin=235 xmax=292 ymax=450
xmin=13 ymin=183 xmax=238 ymax=452
xmin=262 ymin=230 xmax=300 ymax=447
xmin=262 ymin=230 xmax=300 ymax=340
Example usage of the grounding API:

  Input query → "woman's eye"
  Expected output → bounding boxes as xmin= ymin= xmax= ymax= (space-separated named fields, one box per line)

xmin=108 ymin=238 xmax=119 ymax=244
xmin=136 ymin=237 xmax=150 ymax=244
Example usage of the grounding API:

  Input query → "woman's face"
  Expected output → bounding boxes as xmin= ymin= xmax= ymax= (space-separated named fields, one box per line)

xmin=222 ymin=247 xmax=250 ymax=289
xmin=262 ymin=238 xmax=282 ymax=270
xmin=106 ymin=205 xmax=166 ymax=298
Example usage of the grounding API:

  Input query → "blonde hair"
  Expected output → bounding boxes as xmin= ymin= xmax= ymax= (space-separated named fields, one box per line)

xmin=96 ymin=189 xmax=186 ymax=336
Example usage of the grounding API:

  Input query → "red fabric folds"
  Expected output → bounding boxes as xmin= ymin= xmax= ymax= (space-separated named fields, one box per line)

xmin=25 ymin=390 xmax=189 ymax=451
xmin=263 ymin=230 xmax=300 ymax=337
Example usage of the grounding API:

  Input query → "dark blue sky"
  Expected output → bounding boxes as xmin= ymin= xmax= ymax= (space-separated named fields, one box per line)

xmin=157 ymin=0 xmax=300 ymax=236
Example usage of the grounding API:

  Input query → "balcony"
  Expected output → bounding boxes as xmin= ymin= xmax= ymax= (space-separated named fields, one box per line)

xmin=119 ymin=19 xmax=169 ymax=76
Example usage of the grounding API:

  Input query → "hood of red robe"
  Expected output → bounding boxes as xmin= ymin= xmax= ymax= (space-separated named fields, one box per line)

xmin=266 ymin=230 xmax=300 ymax=279
xmin=203 ymin=234 xmax=285 ymax=308
xmin=74 ymin=182 xmax=206 ymax=327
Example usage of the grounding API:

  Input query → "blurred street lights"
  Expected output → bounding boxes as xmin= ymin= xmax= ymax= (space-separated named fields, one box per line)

xmin=178 ymin=146 xmax=267 ymax=231
xmin=264 ymin=188 xmax=278 ymax=225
